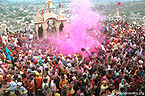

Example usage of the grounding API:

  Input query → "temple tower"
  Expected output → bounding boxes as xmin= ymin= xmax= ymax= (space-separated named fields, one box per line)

xmin=116 ymin=8 xmax=121 ymax=20
xmin=34 ymin=2 xmax=67 ymax=39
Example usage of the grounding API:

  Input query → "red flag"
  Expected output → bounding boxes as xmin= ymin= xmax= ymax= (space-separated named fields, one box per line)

xmin=118 ymin=2 xmax=121 ymax=6
xmin=40 ymin=10 xmax=44 ymax=15
xmin=59 ymin=3 xmax=61 ymax=8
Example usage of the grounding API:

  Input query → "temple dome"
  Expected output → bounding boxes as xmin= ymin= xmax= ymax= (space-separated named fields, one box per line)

xmin=43 ymin=10 xmax=57 ymax=21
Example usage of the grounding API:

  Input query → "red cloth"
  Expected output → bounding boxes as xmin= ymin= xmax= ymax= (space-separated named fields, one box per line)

xmin=114 ymin=78 xmax=121 ymax=89
xmin=35 ymin=77 xmax=43 ymax=89
xmin=28 ymin=81 xmax=35 ymax=92
xmin=33 ymin=59 xmax=37 ymax=64
xmin=23 ymin=77 xmax=28 ymax=88
xmin=6 ymin=45 xmax=12 ymax=52
xmin=106 ymin=40 xmax=110 ymax=45
xmin=24 ymin=51 xmax=30 ymax=56
xmin=106 ymin=73 xmax=114 ymax=79
xmin=67 ymin=85 xmax=73 ymax=96
xmin=107 ymin=91 xmax=112 ymax=95
xmin=91 ymin=79 xmax=94 ymax=86
xmin=0 ymin=36 xmax=3 ymax=44
xmin=67 ymin=90 xmax=72 ymax=96
xmin=55 ymin=64 xmax=59 ymax=69
xmin=114 ymin=39 xmax=117 ymax=44
xmin=86 ymin=58 xmax=90 ymax=62
xmin=132 ymin=78 xmax=143 ymax=88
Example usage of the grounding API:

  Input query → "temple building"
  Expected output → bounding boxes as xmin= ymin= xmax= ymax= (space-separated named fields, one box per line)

xmin=34 ymin=2 xmax=67 ymax=38
xmin=115 ymin=8 xmax=121 ymax=20
xmin=107 ymin=8 xmax=121 ymax=21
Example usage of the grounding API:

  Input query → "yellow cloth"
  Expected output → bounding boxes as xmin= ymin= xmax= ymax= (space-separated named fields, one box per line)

xmin=0 ymin=75 xmax=3 ymax=81
xmin=132 ymin=70 xmax=138 ymax=79
xmin=55 ymin=93 xmax=60 ymax=96
xmin=102 ymin=80 xmax=107 ymax=84
xmin=121 ymin=31 xmax=123 ymax=34
xmin=60 ymin=54 xmax=63 ymax=57
xmin=35 ymin=71 xmax=39 ymax=76
xmin=74 ymin=54 xmax=77 ymax=57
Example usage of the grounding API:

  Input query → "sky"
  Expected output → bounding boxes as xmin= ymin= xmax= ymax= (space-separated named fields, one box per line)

xmin=4 ymin=0 xmax=144 ymax=2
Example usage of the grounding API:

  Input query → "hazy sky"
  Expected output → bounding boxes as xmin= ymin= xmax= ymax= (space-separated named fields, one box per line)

xmin=5 ymin=0 xmax=143 ymax=2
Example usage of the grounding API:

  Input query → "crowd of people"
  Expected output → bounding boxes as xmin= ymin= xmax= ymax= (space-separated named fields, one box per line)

xmin=0 ymin=18 xmax=144 ymax=96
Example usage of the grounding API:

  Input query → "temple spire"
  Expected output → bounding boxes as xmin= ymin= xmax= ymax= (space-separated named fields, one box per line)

xmin=116 ymin=8 xmax=119 ymax=17
xmin=45 ymin=3 xmax=47 ymax=11
xmin=35 ymin=8 xmax=43 ymax=22
xmin=58 ymin=3 xmax=62 ymax=16
xmin=36 ymin=8 xmax=41 ymax=17
xmin=47 ymin=0 xmax=52 ymax=12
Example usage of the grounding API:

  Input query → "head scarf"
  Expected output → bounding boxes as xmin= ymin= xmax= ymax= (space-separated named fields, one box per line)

xmin=5 ymin=47 xmax=12 ymax=60
xmin=101 ymin=76 xmax=109 ymax=84
xmin=121 ymin=79 xmax=127 ymax=92
xmin=102 ymin=80 xmax=107 ymax=86
xmin=114 ymin=70 xmax=119 ymax=79
xmin=55 ymin=93 xmax=60 ymax=96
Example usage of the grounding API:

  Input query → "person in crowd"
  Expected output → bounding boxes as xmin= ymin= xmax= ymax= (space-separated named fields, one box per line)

xmin=59 ymin=75 xmax=69 ymax=96
xmin=0 ymin=17 xmax=144 ymax=96
xmin=17 ymin=82 xmax=28 ymax=96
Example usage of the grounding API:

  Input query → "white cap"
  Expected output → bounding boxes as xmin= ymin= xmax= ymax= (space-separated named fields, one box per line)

xmin=80 ymin=93 xmax=84 ymax=96
xmin=87 ymin=47 xmax=90 ymax=50
xmin=72 ymin=77 xmax=76 ymax=80
xmin=0 ymin=61 xmax=2 ymax=65
xmin=67 ymin=63 xmax=72 ymax=67
xmin=17 ymin=82 xmax=22 ymax=86
xmin=68 ymin=54 xmax=71 ymax=58
xmin=138 ymin=60 xmax=143 ymax=64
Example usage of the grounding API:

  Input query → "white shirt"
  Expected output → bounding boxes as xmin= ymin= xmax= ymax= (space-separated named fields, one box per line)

xmin=50 ymin=80 xmax=57 ymax=91
xmin=42 ymin=82 xmax=49 ymax=89
xmin=2 ymin=35 xmax=8 ymax=45
xmin=29 ymin=34 xmax=33 ymax=39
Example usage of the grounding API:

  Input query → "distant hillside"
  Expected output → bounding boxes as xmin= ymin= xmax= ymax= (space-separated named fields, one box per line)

xmin=94 ymin=1 xmax=145 ymax=16
xmin=93 ymin=1 xmax=145 ymax=24
xmin=4 ymin=0 xmax=144 ymax=3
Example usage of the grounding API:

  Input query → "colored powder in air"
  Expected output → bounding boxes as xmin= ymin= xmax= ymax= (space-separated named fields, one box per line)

xmin=49 ymin=0 xmax=103 ymax=55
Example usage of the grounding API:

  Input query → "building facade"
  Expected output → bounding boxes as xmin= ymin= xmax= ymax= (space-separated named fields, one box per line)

xmin=34 ymin=4 xmax=67 ymax=38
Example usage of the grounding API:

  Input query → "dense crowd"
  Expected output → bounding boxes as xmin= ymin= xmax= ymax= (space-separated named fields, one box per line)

xmin=0 ymin=19 xmax=144 ymax=96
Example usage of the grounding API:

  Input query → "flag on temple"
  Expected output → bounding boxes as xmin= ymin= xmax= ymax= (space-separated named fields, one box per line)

xmin=59 ymin=3 xmax=61 ymax=8
xmin=47 ymin=0 xmax=51 ymax=4
xmin=118 ymin=2 xmax=121 ymax=6
xmin=46 ymin=0 xmax=52 ymax=8
xmin=40 ymin=10 xmax=44 ymax=15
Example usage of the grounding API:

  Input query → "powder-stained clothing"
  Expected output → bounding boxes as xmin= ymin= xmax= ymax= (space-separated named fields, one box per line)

xmin=59 ymin=80 xmax=69 ymax=89
xmin=17 ymin=86 xmax=28 ymax=96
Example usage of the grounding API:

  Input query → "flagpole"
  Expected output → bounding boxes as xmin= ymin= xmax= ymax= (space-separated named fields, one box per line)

xmin=48 ymin=1 xmax=49 ymax=9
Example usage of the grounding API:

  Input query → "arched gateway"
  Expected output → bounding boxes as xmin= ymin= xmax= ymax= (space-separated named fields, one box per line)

xmin=34 ymin=4 xmax=67 ymax=38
